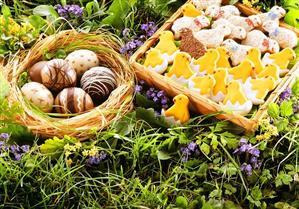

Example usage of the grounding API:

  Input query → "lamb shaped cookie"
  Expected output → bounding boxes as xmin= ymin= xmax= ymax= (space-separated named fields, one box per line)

xmin=205 ymin=5 xmax=240 ymax=20
xmin=242 ymin=30 xmax=280 ymax=54
xmin=212 ymin=18 xmax=246 ymax=40
xmin=222 ymin=81 xmax=253 ymax=116
xmin=165 ymin=52 xmax=194 ymax=85
xmin=155 ymin=31 xmax=179 ymax=64
xmin=227 ymin=14 xmax=261 ymax=32
xmin=190 ymin=48 xmax=220 ymax=75
xmin=221 ymin=39 xmax=252 ymax=66
xmin=257 ymin=6 xmax=286 ymax=24
xmin=192 ymin=0 xmax=221 ymax=10
xmin=262 ymin=20 xmax=298 ymax=49
xmin=188 ymin=74 xmax=216 ymax=98
xmin=194 ymin=24 xmax=231 ymax=48
xmin=179 ymin=28 xmax=207 ymax=59
xmin=143 ymin=48 xmax=168 ymax=74
xmin=172 ymin=15 xmax=210 ymax=39
xmin=242 ymin=77 xmax=276 ymax=105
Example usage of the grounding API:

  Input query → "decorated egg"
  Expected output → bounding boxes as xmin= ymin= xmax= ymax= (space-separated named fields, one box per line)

xmin=80 ymin=66 xmax=117 ymax=104
xmin=41 ymin=59 xmax=77 ymax=92
xmin=65 ymin=49 xmax=99 ymax=76
xmin=21 ymin=82 xmax=54 ymax=113
xmin=54 ymin=87 xmax=94 ymax=114
xmin=29 ymin=61 xmax=48 ymax=83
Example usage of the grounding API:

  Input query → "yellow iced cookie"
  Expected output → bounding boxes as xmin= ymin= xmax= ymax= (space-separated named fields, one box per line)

xmin=155 ymin=30 xmax=179 ymax=63
xmin=243 ymin=77 xmax=276 ymax=105
xmin=211 ymin=68 xmax=228 ymax=103
xmin=216 ymin=47 xmax=231 ymax=68
xmin=182 ymin=3 xmax=203 ymax=17
xmin=222 ymin=81 xmax=253 ymax=115
xmin=228 ymin=59 xmax=255 ymax=83
xmin=191 ymin=49 xmax=220 ymax=75
xmin=166 ymin=52 xmax=194 ymax=85
xmin=162 ymin=94 xmax=190 ymax=124
xmin=257 ymin=64 xmax=280 ymax=82
xmin=245 ymin=48 xmax=264 ymax=74
xmin=144 ymin=48 xmax=168 ymax=74
xmin=262 ymin=47 xmax=296 ymax=69
xmin=188 ymin=74 xmax=216 ymax=97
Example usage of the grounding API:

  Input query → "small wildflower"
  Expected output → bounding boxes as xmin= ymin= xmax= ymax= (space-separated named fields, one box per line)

xmin=181 ymin=141 xmax=200 ymax=162
xmin=66 ymin=159 xmax=73 ymax=166
xmin=75 ymin=142 xmax=82 ymax=150
xmin=82 ymin=150 xmax=89 ymax=157
xmin=0 ymin=133 xmax=9 ymax=140
xmin=88 ymin=147 xmax=98 ymax=157
xmin=241 ymin=163 xmax=253 ymax=176
xmin=65 ymin=151 xmax=71 ymax=157
xmin=135 ymin=85 xmax=143 ymax=93
xmin=122 ymin=28 xmax=130 ymax=37
xmin=20 ymin=145 xmax=30 ymax=153
xmin=14 ymin=153 xmax=22 ymax=161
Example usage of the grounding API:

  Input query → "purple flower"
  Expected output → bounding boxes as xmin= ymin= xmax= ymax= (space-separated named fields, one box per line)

xmin=181 ymin=141 xmax=200 ymax=162
xmin=0 ymin=133 xmax=9 ymax=140
xmin=161 ymin=98 xmax=168 ymax=105
xmin=187 ymin=141 xmax=198 ymax=152
xmin=140 ymin=21 xmax=157 ymax=37
xmin=135 ymin=85 xmax=143 ymax=93
xmin=86 ymin=151 xmax=107 ymax=166
xmin=241 ymin=163 xmax=253 ymax=176
xmin=21 ymin=145 xmax=30 ymax=153
xmin=279 ymin=88 xmax=292 ymax=103
xmin=153 ymin=97 xmax=159 ymax=102
xmin=122 ymin=28 xmax=130 ymax=37
xmin=10 ymin=145 xmax=20 ymax=153
xmin=248 ymin=147 xmax=260 ymax=157
xmin=157 ymin=91 xmax=164 ymax=98
xmin=14 ymin=153 xmax=22 ymax=161
xmin=239 ymin=138 xmax=247 ymax=145
xmin=55 ymin=4 xmax=83 ymax=19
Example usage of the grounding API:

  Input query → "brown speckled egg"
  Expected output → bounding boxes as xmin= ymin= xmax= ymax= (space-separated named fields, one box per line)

xmin=21 ymin=82 xmax=54 ymax=113
xmin=29 ymin=61 xmax=48 ymax=83
xmin=54 ymin=87 xmax=94 ymax=114
xmin=80 ymin=66 xmax=117 ymax=104
xmin=65 ymin=49 xmax=99 ymax=76
xmin=41 ymin=59 xmax=77 ymax=92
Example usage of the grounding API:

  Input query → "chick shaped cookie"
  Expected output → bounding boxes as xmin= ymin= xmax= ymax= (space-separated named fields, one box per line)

xmin=245 ymin=48 xmax=264 ymax=74
xmin=216 ymin=47 xmax=231 ymax=68
xmin=211 ymin=68 xmax=228 ymax=103
xmin=161 ymin=94 xmax=190 ymax=124
xmin=242 ymin=77 xmax=276 ymax=105
xmin=181 ymin=3 xmax=203 ymax=17
xmin=257 ymin=64 xmax=280 ymax=84
xmin=190 ymin=49 xmax=220 ymax=76
xmin=143 ymin=48 xmax=168 ymax=74
xmin=228 ymin=59 xmax=256 ymax=83
xmin=188 ymin=74 xmax=216 ymax=98
xmin=165 ymin=52 xmax=194 ymax=86
xmin=222 ymin=80 xmax=253 ymax=115
xmin=262 ymin=47 xmax=296 ymax=73
xmin=155 ymin=30 xmax=179 ymax=64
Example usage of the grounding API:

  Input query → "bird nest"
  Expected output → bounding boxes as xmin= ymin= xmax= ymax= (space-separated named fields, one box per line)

xmin=3 ymin=30 xmax=135 ymax=140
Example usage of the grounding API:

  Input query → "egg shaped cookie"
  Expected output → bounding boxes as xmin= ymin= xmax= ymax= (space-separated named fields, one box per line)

xmin=29 ymin=61 xmax=48 ymax=83
xmin=65 ymin=49 xmax=99 ymax=76
xmin=41 ymin=59 xmax=77 ymax=92
xmin=54 ymin=87 xmax=94 ymax=114
xmin=21 ymin=82 xmax=54 ymax=113
xmin=80 ymin=66 xmax=117 ymax=104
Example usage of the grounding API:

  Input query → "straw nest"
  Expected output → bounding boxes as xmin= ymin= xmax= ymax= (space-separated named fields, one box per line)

xmin=3 ymin=30 xmax=135 ymax=140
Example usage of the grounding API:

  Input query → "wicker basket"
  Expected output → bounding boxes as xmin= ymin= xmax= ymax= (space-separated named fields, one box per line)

xmin=3 ymin=30 xmax=135 ymax=140
xmin=130 ymin=0 xmax=299 ymax=132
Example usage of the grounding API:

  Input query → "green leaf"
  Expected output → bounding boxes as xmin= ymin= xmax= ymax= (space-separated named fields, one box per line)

xmin=135 ymin=107 xmax=170 ymax=128
xmin=176 ymin=196 xmax=188 ymax=209
xmin=200 ymin=142 xmax=210 ymax=155
xmin=268 ymin=103 xmax=280 ymax=118
xmin=1 ymin=5 xmax=11 ymax=17
xmin=28 ymin=15 xmax=47 ymax=31
xmin=280 ymin=100 xmax=293 ymax=117
xmin=292 ymin=78 xmax=299 ymax=96
xmin=135 ymin=93 xmax=159 ymax=109
xmin=275 ymin=202 xmax=297 ymax=209
xmin=40 ymin=136 xmax=76 ymax=158
xmin=0 ymin=72 xmax=10 ymax=102
xmin=210 ymin=136 xmax=219 ymax=150
xmin=33 ymin=5 xmax=59 ymax=18
xmin=224 ymin=183 xmax=237 ymax=195
xmin=86 ymin=1 xmax=94 ymax=17
xmin=275 ymin=172 xmax=293 ymax=187
xmin=157 ymin=150 xmax=172 ymax=160
xmin=275 ymin=118 xmax=289 ymax=132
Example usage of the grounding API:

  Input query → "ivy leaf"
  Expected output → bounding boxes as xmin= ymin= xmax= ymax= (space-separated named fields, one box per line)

xmin=268 ymin=103 xmax=280 ymax=118
xmin=275 ymin=172 xmax=293 ymax=187
xmin=200 ymin=142 xmax=210 ymax=155
xmin=280 ymin=100 xmax=293 ymax=117
xmin=135 ymin=107 xmax=170 ymax=128
xmin=157 ymin=150 xmax=172 ymax=160
xmin=0 ymin=72 xmax=10 ymax=102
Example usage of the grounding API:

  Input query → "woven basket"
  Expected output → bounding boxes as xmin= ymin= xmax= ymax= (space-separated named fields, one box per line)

xmin=130 ymin=0 xmax=299 ymax=132
xmin=3 ymin=30 xmax=135 ymax=140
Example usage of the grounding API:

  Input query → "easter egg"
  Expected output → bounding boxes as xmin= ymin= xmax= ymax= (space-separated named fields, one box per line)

xmin=41 ymin=59 xmax=77 ymax=92
xmin=65 ymin=49 xmax=99 ymax=76
xmin=54 ymin=87 xmax=94 ymax=114
xmin=29 ymin=61 xmax=48 ymax=83
xmin=80 ymin=66 xmax=117 ymax=104
xmin=21 ymin=82 xmax=54 ymax=113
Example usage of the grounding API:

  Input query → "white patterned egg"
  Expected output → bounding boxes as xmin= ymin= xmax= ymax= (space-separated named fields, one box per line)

xmin=80 ymin=66 xmax=117 ymax=104
xmin=21 ymin=82 xmax=54 ymax=113
xmin=65 ymin=49 xmax=99 ymax=76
